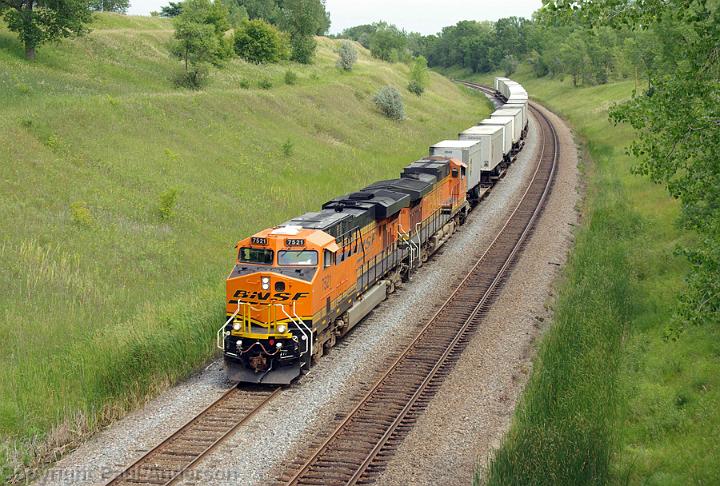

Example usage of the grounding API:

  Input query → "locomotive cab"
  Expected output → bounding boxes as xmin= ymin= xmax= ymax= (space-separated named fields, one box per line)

xmin=222 ymin=226 xmax=338 ymax=384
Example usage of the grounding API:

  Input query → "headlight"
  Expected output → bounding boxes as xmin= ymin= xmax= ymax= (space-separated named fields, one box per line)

xmin=232 ymin=322 xmax=241 ymax=331
xmin=261 ymin=276 xmax=270 ymax=290
xmin=277 ymin=324 xmax=287 ymax=334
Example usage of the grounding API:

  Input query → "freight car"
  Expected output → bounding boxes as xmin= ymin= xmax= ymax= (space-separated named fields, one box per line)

xmin=219 ymin=78 xmax=530 ymax=384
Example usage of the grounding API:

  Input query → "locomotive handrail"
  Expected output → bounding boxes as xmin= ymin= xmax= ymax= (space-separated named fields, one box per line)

xmin=277 ymin=302 xmax=312 ymax=360
xmin=217 ymin=300 xmax=244 ymax=350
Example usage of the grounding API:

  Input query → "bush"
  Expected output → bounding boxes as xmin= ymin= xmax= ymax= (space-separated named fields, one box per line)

xmin=158 ymin=188 xmax=179 ymax=220
xmin=173 ymin=64 xmax=210 ymax=89
xmin=239 ymin=79 xmax=250 ymax=89
xmin=373 ymin=86 xmax=405 ymax=120
xmin=284 ymin=70 xmax=298 ymax=85
xmin=502 ymin=54 xmax=519 ymax=77
xmin=336 ymin=40 xmax=358 ymax=71
xmin=70 ymin=201 xmax=94 ymax=227
xmin=407 ymin=80 xmax=423 ymax=96
xmin=290 ymin=35 xmax=316 ymax=64
xmin=282 ymin=139 xmax=294 ymax=157
xmin=258 ymin=78 xmax=273 ymax=89
xmin=233 ymin=19 xmax=289 ymax=63
xmin=407 ymin=56 xmax=428 ymax=96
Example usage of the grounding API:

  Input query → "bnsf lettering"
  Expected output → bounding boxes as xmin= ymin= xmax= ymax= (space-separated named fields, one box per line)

xmin=233 ymin=290 xmax=309 ymax=301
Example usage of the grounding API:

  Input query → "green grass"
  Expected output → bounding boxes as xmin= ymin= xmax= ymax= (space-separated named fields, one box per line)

xmin=0 ymin=14 xmax=490 ymax=481
xmin=450 ymin=66 xmax=720 ymax=484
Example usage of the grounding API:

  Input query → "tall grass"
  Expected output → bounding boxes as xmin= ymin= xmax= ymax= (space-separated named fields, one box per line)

xmin=0 ymin=14 xmax=490 ymax=481
xmin=454 ymin=66 xmax=717 ymax=485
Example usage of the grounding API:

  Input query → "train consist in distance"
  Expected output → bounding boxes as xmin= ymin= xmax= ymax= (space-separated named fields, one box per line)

xmin=220 ymin=78 xmax=530 ymax=384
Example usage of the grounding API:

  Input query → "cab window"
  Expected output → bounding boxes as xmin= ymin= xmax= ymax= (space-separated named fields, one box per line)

xmin=278 ymin=250 xmax=318 ymax=266
xmin=324 ymin=249 xmax=334 ymax=268
xmin=239 ymin=248 xmax=273 ymax=264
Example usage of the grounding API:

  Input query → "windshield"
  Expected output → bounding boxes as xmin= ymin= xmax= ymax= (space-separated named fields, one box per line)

xmin=239 ymin=248 xmax=273 ymax=265
xmin=278 ymin=250 xmax=318 ymax=266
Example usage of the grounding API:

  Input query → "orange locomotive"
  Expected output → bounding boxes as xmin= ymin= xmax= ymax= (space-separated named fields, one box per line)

xmin=220 ymin=157 xmax=469 ymax=384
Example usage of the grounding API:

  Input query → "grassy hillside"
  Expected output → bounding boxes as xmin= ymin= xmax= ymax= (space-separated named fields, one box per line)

xmin=0 ymin=13 xmax=488 ymax=481
xmin=452 ymin=66 xmax=720 ymax=484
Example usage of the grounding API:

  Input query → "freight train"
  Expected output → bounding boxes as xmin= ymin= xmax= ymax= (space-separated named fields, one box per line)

xmin=219 ymin=78 xmax=530 ymax=384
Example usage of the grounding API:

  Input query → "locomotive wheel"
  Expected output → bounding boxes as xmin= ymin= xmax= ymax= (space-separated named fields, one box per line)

xmin=324 ymin=333 xmax=336 ymax=353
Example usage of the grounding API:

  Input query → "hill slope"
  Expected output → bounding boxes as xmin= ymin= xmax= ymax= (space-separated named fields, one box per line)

xmin=0 ymin=13 xmax=488 ymax=480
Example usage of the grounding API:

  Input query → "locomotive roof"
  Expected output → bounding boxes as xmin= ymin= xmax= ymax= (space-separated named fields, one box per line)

xmin=364 ymin=177 xmax=433 ymax=202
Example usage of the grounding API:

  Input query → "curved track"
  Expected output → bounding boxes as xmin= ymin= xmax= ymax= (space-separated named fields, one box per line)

xmin=106 ymin=82 xmax=558 ymax=486
xmin=106 ymin=387 xmax=279 ymax=486
xmin=278 ymin=83 xmax=559 ymax=486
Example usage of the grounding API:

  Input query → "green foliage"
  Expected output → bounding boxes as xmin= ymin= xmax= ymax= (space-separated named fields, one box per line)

xmin=70 ymin=201 xmax=94 ymax=227
xmin=258 ymin=77 xmax=272 ymax=89
xmin=373 ymin=85 xmax=405 ymax=120
xmin=160 ymin=1 xmax=183 ymax=17
xmin=171 ymin=0 xmax=230 ymax=87
xmin=280 ymin=0 xmax=328 ymax=63
xmin=233 ymin=18 xmax=289 ymax=63
xmin=89 ymin=0 xmax=129 ymax=12
xmin=407 ymin=55 xmax=428 ymax=96
xmin=548 ymin=0 xmax=720 ymax=328
xmin=239 ymin=78 xmax=250 ymax=88
xmin=284 ymin=69 xmax=297 ymax=85
xmin=1 ymin=0 xmax=92 ymax=60
xmin=501 ymin=54 xmax=518 ymax=77
xmin=336 ymin=40 xmax=357 ymax=71
xmin=368 ymin=22 xmax=408 ymax=62
xmin=281 ymin=138 xmax=293 ymax=156
xmin=157 ymin=188 xmax=179 ymax=220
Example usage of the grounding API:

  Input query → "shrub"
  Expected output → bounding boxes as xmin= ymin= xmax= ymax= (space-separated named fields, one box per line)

xmin=173 ymin=64 xmax=210 ymax=89
xmin=233 ymin=19 xmax=289 ymax=63
xmin=502 ymin=54 xmax=518 ymax=77
xmin=336 ymin=40 xmax=358 ymax=71
xmin=239 ymin=79 xmax=250 ymax=89
xmin=258 ymin=78 xmax=273 ymax=89
xmin=407 ymin=80 xmax=423 ymax=96
xmin=373 ymin=86 xmax=405 ymax=120
xmin=290 ymin=35 xmax=316 ymax=64
xmin=282 ymin=139 xmax=294 ymax=157
xmin=158 ymin=188 xmax=179 ymax=220
xmin=70 ymin=201 xmax=94 ymax=227
xmin=407 ymin=56 xmax=428 ymax=96
xmin=284 ymin=70 xmax=298 ymax=85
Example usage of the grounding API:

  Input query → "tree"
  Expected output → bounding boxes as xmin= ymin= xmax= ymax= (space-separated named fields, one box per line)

xmin=0 ymin=0 xmax=92 ymax=60
xmin=90 ymin=0 xmax=129 ymax=12
xmin=546 ymin=0 xmax=720 ymax=328
xmin=407 ymin=55 xmax=428 ymax=96
xmin=280 ymin=0 xmax=329 ymax=63
xmin=336 ymin=40 xmax=357 ymax=71
xmin=171 ymin=0 xmax=230 ymax=88
xmin=160 ymin=1 xmax=183 ymax=17
xmin=501 ymin=54 xmax=518 ymax=77
xmin=368 ymin=22 xmax=407 ymax=62
xmin=233 ymin=18 xmax=289 ymax=63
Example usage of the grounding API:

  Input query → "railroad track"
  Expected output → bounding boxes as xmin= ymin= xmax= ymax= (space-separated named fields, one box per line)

xmin=106 ymin=83 xmax=558 ymax=486
xmin=278 ymin=83 xmax=559 ymax=486
xmin=105 ymin=386 xmax=279 ymax=486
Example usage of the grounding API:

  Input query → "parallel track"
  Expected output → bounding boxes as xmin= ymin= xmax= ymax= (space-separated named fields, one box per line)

xmin=107 ymin=82 xmax=558 ymax=486
xmin=106 ymin=387 xmax=279 ymax=486
xmin=279 ymin=83 xmax=559 ymax=485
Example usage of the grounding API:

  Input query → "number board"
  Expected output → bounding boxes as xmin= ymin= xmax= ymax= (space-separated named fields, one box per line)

xmin=251 ymin=237 xmax=268 ymax=245
xmin=285 ymin=238 xmax=305 ymax=247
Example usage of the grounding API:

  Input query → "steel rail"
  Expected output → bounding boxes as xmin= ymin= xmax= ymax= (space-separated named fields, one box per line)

xmin=105 ymin=386 xmax=280 ymax=486
xmin=281 ymin=82 xmax=559 ymax=485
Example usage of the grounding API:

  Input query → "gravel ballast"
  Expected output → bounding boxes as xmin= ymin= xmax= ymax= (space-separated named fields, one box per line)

xmin=35 ymin=98 xmax=576 ymax=486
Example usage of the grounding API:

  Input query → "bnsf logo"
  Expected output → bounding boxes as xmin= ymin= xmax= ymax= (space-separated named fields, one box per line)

xmin=233 ymin=290 xmax=309 ymax=301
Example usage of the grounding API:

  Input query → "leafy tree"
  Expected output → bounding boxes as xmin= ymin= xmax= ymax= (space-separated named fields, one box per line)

xmin=0 ymin=0 xmax=92 ymax=60
xmin=336 ymin=39 xmax=357 ymax=71
xmin=233 ymin=18 xmax=289 ymax=63
xmin=368 ymin=22 xmax=407 ymax=62
xmin=280 ymin=0 xmax=329 ymax=63
xmin=340 ymin=23 xmax=376 ymax=48
xmin=160 ymin=1 xmax=183 ymax=17
xmin=501 ymin=53 xmax=518 ymax=76
xmin=90 ymin=0 xmax=129 ymax=12
xmin=171 ymin=0 xmax=230 ymax=88
xmin=407 ymin=55 xmax=428 ymax=96
xmin=547 ymin=0 xmax=720 ymax=328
